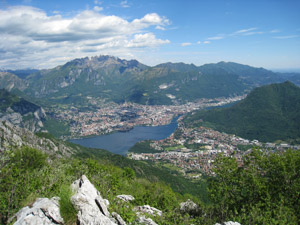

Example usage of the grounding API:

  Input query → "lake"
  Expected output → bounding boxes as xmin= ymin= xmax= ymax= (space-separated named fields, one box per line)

xmin=69 ymin=116 xmax=178 ymax=155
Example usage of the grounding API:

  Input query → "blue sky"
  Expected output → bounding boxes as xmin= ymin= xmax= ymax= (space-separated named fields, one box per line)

xmin=0 ymin=0 xmax=299 ymax=70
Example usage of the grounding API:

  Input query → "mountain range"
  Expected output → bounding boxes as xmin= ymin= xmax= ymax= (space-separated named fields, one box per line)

xmin=184 ymin=81 xmax=300 ymax=143
xmin=2 ymin=55 xmax=299 ymax=105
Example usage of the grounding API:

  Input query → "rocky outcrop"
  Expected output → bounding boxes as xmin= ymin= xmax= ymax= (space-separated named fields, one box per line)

xmin=0 ymin=120 xmax=75 ymax=156
xmin=12 ymin=197 xmax=63 ymax=225
xmin=215 ymin=222 xmax=241 ymax=225
xmin=0 ymin=89 xmax=46 ymax=132
xmin=0 ymin=72 xmax=28 ymax=91
xmin=71 ymin=175 xmax=117 ymax=225
xmin=136 ymin=215 xmax=158 ymax=225
xmin=12 ymin=175 xmax=167 ymax=225
xmin=134 ymin=205 xmax=162 ymax=217
xmin=179 ymin=199 xmax=198 ymax=214
xmin=116 ymin=194 xmax=135 ymax=202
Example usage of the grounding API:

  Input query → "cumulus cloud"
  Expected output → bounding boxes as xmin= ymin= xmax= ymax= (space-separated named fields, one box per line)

xmin=181 ymin=42 xmax=192 ymax=47
xmin=0 ymin=6 xmax=170 ymax=68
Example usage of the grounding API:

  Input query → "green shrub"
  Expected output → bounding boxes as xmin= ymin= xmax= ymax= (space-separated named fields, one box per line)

xmin=59 ymin=184 xmax=77 ymax=225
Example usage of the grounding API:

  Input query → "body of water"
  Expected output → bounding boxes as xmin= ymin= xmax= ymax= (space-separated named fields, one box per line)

xmin=70 ymin=116 xmax=178 ymax=155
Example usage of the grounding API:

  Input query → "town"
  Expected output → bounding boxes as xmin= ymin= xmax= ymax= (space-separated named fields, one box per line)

xmin=49 ymin=95 xmax=245 ymax=138
xmin=128 ymin=120 xmax=300 ymax=178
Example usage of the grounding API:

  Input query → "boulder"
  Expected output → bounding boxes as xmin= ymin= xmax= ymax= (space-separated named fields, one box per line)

xmin=136 ymin=215 xmax=158 ymax=225
xmin=215 ymin=222 xmax=241 ymax=225
xmin=134 ymin=205 xmax=162 ymax=217
xmin=71 ymin=175 xmax=117 ymax=225
xmin=179 ymin=199 xmax=198 ymax=214
xmin=111 ymin=212 xmax=127 ymax=225
xmin=13 ymin=197 xmax=63 ymax=225
xmin=116 ymin=194 xmax=135 ymax=202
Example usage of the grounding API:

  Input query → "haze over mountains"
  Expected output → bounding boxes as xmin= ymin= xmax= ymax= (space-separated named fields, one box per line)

xmin=1 ymin=55 xmax=299 ymax=106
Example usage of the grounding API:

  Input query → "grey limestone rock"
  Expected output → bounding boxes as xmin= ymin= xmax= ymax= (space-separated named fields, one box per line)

xmin=134 ymin=205 xmax=162 ymax=217
xmin=13 ymin=197 xmax=63 ymax=225
xmin=116 ymin=194 xmax=135 ymax=202
xmin=179 ymin=199 xmax=198 ymax=214
xmin=136 ymin=215 xmax=158 ymax=225
xmin=111 ymin=212 xmax=127 ymax=225
xmin=71 ymin=175 xmax=117 ymax=225
xmin=215 ymin=222 xmax=241 ymax=225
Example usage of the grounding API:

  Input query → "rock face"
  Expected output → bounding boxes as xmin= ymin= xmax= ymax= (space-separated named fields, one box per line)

xmin=0 ymin=89 xmax=46 ymax=133
xmin=13 ymin=197 xmax=63 ymax=225
xmin=71 ymin=175 xmax=117 ymax=225
xmin=0 ymin=120 xmax=75 ymax=156
xmin=0 ymin=72 xmax=28 ymax=91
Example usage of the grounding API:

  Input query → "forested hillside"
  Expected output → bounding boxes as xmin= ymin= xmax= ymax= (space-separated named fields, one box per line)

xmin=184 ymin=81 xmax=300 ymax=143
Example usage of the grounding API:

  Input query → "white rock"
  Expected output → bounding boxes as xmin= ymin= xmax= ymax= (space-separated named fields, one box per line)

xmin=136 ymin=215 xmax=158 ymax=225
xmin=116 ymin=195 xmax=135 ymax=202
xmin=111 ymin=212 xmax=127 ymax=225
xmin=215 ymin=222 xmax=241 ymax=225
xmin=13 ymin=197 xmax=63 ymax=225
xmin=71 ymin=175 xmax=117 ymax=225
xmin=179 ymin=199 xmax=198 ymax=213
xmin=134 ymin=205 xmax=162 ymax=217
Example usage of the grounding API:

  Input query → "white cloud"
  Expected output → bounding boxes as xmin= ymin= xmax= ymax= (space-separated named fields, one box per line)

xmin=197 ymin=41 xmax=201 ymax=44
xmin=270 ymin=29 xmax=280 ymax=33
xmin=0 ymin=6 xmax=170 ymax=69
xmin=93 ymin=6 xmax=103 ymax=12
xmin=155 ymin=25 xmax=165 ymax=30
xmin=242 ymin=31 xmax=263 ymax=36
xmin=273 ymin=35 xmax=299 ymax=39
xmin=94 ymin=0 xmax=102 ymax=5
xmin=232 ymin=27 xmax=257 ymax=35
xmin=120 ymin=0 xmax=130 ymax=8
xmin=207 ymin=36 xmax=224 ymax=40
xmin=203 ymin=41 xmax=210 ymax=44
xmin=181 ymin=42 xmax=192 ymax=47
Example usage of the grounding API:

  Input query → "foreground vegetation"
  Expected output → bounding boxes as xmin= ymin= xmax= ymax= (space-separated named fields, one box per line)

xmin=0 ymin=145 xmax=299 ymax=224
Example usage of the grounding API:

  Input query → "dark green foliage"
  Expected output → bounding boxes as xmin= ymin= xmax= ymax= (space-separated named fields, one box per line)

xmin=43 ymin=117 xmax=70 ymax=137
xmin=0 ymin=147 xmax=48 ymax=224
xmin=129 ymin=140 xmax=162 ymax=153
xmin=58 ymin=185 xmax=77 ymax=225
xmin=0 ymin=89 xmax=39 ymax=114
xmin=208 ymin=149 xmax=300 ymax=224
xmin=185 ymin=81 xmax=300 ymax=142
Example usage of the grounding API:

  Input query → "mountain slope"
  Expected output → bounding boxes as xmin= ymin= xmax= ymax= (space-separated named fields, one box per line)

xmin=24 ymin=56 xmax=251 ymax=105
xmin=184 ymin=81 xmax=300 ymax=142
xmin=0 ymin=89 xmax=47 ymax=132
xmin=0 ymin=72 xmax=28 ymax=91
xmin=0 ymin=55 xmax=290 ymax=105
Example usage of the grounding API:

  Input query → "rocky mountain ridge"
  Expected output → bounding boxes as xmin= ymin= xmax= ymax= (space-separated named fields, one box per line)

xmin=0 ymin=120 xmax=75 ymax=156
xmin=2 ymin=55 xmax=298 ymax=105
xmin=0 ymin=89 xmax=47 ymax=133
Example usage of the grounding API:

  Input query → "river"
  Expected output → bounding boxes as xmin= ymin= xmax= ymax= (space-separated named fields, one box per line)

xmin=69 ymin=116 xmax=178 ymax=155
